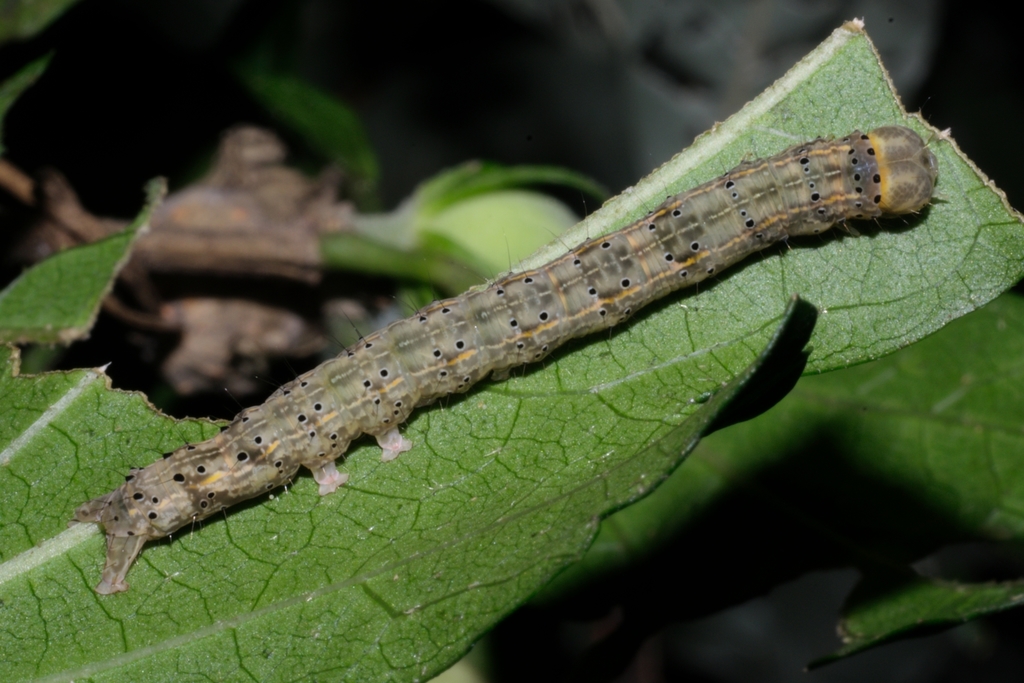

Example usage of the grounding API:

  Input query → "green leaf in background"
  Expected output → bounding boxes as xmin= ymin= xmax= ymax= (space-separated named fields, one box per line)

xmin=325 ymin=186 xmax=584 ymax=295
xmin=322 ymin=230 xmax=489 ymax=297
xmin=812 ymin=572 xmax=1024 ymax=667
xmin=326 ymin=161 xmax=607 ymax=295
xmin=414 ymin=160 xmax=608 ymax=219
xmin=2 ymin=21 xmax=1023 ymax=682
xmin=420 ymin=189 xmax=580 ymax=279
xmin=238 ymin=69 xmax=379 ymax=196
xmin=0 ymin=178 xmax=163 ymax=344
xmin=0 ymin=1 xmax=79 ymax=45
xmin=0 ymin=53 xmax=50 ymax=154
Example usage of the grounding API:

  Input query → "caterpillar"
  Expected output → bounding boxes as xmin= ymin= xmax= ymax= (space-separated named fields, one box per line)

xmin=73 ymin=126 xmax=938 ymax=594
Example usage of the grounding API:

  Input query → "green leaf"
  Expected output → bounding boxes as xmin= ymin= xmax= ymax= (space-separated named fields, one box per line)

xmin=328 ymin=161 xmax=602 ymax=293
xmin=0 ymin=178 xmax=164 ymax=345
xmin=0 ymin=53 xmax=51 ymax=154
xmin=419 ymin=190 xmax=583 ymax=279
xmin=518 ymin=30 xmax=1024 ymax=373
xmin=810 ymin=572 xmax=1024 ymax=667
xmin=321 ymin=231 xmax=489 ymax=296
xmin=0 ymin=1 xmax=79 ymax=45
xmin=238 ymin=69 xmax=379 ymax=190
xmin=0 ymin=294 xmax=813 ymax=682
xmin=414 ymin=161 xmax=608 ymax=218
xmin=565 ymin=292 xmax=1024 ymax=667
xmin=0 ymin=344 xmax=223 ymax=563
xmin=2 ymin=22 xmax=1023 ymax=682
xmin=326 ymin=188 xmax=583 ymax=293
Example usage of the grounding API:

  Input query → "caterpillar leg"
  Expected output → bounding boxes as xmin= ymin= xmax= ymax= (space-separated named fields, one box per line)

xmin=96 ymin=534 xmax=148 ymax=595
xmin=310 ymin=460 xmax=349 ymax=495
xmin=72 ymin=488 xmax=151 ymax=594
xmin=376 ymin=428 xmax=413 ymax=462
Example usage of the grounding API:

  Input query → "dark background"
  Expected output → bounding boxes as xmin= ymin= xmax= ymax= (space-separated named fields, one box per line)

xmin=2 ymin=1 xmax=1022 ymax=681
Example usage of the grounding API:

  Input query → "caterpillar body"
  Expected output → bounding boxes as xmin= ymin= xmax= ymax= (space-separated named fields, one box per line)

xmin=74 ymin=126 xmax=938 ymax=594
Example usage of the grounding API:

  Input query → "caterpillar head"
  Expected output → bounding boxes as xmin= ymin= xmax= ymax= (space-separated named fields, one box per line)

xmin=867 ymin=126 xmax=939 ymax=215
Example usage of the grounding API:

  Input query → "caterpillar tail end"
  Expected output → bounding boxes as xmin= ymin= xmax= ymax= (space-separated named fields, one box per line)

xmin=94 ymin=534 xmax=147 ymax=594
xmin=73 ymin=492 xmax=113 ymax=525
xmin=73 ymin=489 xmax=150 ymax=594
xmin=867 ymin=126 xmax=939 ymax=215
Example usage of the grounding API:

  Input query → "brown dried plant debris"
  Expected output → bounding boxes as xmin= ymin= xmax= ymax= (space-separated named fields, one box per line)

xmin=136 ymin=126 xmax=353 ymax=285
xmin=160 ymin=298 xmax=325 ymax=396
xmin=6 ymin=125 xmax=355 ymax=395
xmin=0 ymin=158 xmax=36 ymax=206
xmin=10 ymin=167 xmax=127 ymax=262
xmin=12 ymin=125 xmax=354 ymax=280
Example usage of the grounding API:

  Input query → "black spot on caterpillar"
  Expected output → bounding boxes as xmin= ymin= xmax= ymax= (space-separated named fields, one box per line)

xmin=73 ymin=126 xmax=937 ymax=594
